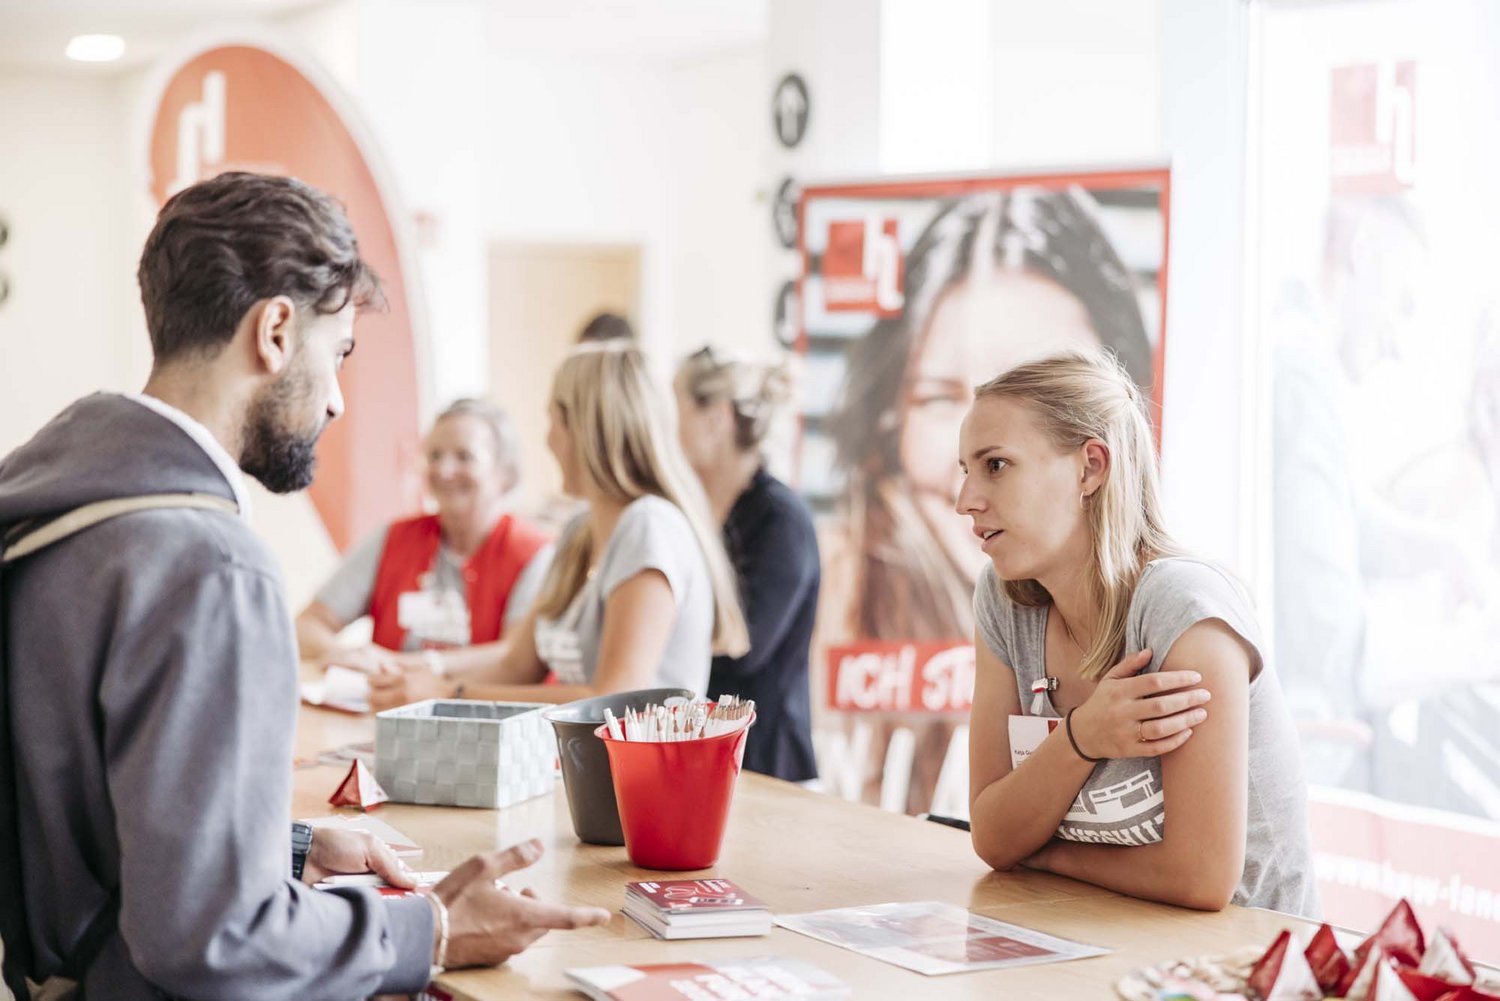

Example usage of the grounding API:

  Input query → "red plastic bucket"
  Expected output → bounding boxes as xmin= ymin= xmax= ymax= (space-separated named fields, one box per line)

xmin=594 ymin=715 xmax=754 ymax=870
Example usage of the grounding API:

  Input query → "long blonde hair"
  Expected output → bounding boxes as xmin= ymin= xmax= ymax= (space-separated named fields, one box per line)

xmin=976 ymin=351 xmax=1178 ymax=681
xmin=534 ymin=343 xmax=750 ymax=657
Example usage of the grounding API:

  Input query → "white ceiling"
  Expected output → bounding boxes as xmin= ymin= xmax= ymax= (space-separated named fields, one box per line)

xmin=0 ymin=0 xmax=329 ymax=73
xmin=0 ymin=0 xmax=769 ymax=74
xmin=477 ymin=0 xmax=768 ymax=58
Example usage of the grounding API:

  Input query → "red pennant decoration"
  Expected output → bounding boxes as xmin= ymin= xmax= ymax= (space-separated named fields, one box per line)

xmin=1358 ymin=900 xmax=1427 ymax=971
xmin=1368 ymin=960 xmax=1422 ymax=1001
xmin=1244 ymin=902 xmax=1495 ymax=1001
xmin=1418 ymin=930 xmax=1477 ymax=987
xmin=328 ymin=759 xmax=389 ymax=810
xmin=1339 ymin=945 xmax=1390 ymax=1000
xmin=1248 ymin=929 xmax=1323 ymax=1001
xmin=1431 ymin=988 xmax=1500 ymax=1001
xmin=1398 ymin=969 xmax=1472 ymax=1001
xmin=1307 ymin=923 xmax=1352 ymax=994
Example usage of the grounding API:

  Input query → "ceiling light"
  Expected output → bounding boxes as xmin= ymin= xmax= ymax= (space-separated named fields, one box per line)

xmin=66 ymin=35 xmax=126 ymax=63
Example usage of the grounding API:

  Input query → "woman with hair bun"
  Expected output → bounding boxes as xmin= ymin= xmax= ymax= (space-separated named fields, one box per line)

xmin=676 ymin=347 xmax=820 ymax=783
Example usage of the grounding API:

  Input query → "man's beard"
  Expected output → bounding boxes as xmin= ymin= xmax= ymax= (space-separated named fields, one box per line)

xmin=240 ymin=363 xmax=324 ymax=494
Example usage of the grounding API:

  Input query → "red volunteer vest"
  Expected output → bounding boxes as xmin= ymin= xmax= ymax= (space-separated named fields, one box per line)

xmin=369 ymin=513 xmax=549 ymax=650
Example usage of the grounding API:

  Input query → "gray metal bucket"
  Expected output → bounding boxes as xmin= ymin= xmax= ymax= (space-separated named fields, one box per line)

xmin=543 ymin=687 xmax=695 ymax=845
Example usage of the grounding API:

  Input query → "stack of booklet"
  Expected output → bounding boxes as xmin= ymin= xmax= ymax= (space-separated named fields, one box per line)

xmin=622 ymin=878 xmax=773 ymax=940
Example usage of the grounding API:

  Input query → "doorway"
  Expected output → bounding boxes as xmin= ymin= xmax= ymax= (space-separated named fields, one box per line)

xmin=487 ymin=241 xmax=641 ymax=514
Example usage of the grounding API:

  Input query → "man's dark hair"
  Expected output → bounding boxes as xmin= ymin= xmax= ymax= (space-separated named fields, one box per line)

xmin=576 ymin=311 xmax=635 ymax=343
xmin=137 ymin=171 xmax=381 ymax=363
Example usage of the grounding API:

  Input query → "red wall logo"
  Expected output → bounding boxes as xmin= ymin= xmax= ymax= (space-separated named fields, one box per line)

xmin=1330 ymin=60 xmax=1416 ymax=194
xmin=821 ymin=217 xmax=904 ymax=316
xmin=147 ymin=44 xmax=422 ymax=551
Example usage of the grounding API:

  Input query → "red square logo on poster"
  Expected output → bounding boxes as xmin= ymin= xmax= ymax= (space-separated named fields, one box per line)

xmin=1330 ymin=60 xmax=1415 ymax=193
xmin=821 ymin=218 xmax=904 ymax=317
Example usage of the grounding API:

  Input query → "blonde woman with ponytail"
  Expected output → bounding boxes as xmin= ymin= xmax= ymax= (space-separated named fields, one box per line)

xmin=961 ymin=351 xmax=1317 ymax=916
xmin=370 ymin=343 xmax=747 ymax=709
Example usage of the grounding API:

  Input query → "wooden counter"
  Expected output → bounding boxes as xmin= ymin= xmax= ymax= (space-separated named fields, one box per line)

xmin=294 ymin=702 xmax=1315 ymax=999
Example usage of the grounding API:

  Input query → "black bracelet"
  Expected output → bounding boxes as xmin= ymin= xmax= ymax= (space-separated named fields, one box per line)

xmin=1065 ymin=708 xmax=1105 ymax=764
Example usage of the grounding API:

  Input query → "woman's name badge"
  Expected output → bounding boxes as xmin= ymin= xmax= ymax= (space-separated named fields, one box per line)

xmin=534 ymin=620 xmax=585 ymax=685
xmin=397 ymin=589 xmax=470 ymax=646
xmin=1008 ymin=714 xmax=1061 ymax=770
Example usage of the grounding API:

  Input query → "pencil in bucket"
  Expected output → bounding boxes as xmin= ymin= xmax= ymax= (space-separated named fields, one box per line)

xmin=594 ymin=696 xmax=755 ymax=871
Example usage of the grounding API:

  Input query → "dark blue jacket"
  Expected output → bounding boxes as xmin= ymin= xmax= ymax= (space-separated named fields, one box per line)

xmin=708 ymin=468 xmax=819 ymax=782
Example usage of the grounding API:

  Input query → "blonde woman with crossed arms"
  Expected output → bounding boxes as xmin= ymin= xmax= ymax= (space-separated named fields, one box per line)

xmin=959 ymin=351 xmax=1318 ymax=915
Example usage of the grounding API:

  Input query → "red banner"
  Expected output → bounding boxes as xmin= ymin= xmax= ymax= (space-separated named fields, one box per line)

xmin=826 ymin=641 xmax=975 ymax=714
xmin=1309 ymin=788 xmax=1500 ymax=960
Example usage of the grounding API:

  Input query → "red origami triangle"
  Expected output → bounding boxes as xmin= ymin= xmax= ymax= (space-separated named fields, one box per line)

xmin=1369 ymin=959 xmax=1422 ymax=1001
xmin=1418 ymin=929 xmax=1477 ymax=986
xmin=329 ymin=759 xmax=389 ymax=811
xmin=1248 ymin=929 xmax=1322 ymax=1001
xmin=1306 ymin=923 xmax=1352 ymax=994
xmin=1357 ymin=900 xmax=1426 ymax=970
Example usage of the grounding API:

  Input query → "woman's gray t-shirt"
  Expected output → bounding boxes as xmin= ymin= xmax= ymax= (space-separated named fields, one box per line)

xmin=534 ymin=495 xmax=714 ymax=695
xmin=974 ymin=557 xmax=1320 ymax=917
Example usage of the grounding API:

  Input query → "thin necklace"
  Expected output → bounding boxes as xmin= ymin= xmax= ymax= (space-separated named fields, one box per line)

xmin=1038 ymin=607 xmax=1085 ymax=709
xmin=1059 ymin=612 xmax=1088 ymax=653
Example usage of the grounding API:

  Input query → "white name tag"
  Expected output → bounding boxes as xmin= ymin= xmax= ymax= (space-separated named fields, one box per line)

xmin=1008 ymin=714 xmax=1061 ymax=770
xmin=535 ymin=620 xmax=585 ymax=684
xmin=397 ymin=589 xmax=470 ymax=647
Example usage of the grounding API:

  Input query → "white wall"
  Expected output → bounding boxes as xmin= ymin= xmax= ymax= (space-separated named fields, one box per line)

xmin=768 ymin=0 xmax=883 ymax=182
xmin=881 ymin=0 xmax=994 ymax=174
xmin=479 ymin=46 xmax=766 ymax=363
xmin=276 ymin=0 xmax=361 ymax=91
xmin=0 ymin=72 xmax=133 ymax=457
xmin=658 ymin=47 xmax=768 ymax=360
xmin=1160 ymin=0 xmax=1249 ymax=573
xmin=988 ymin=0 xmax=1162 ymax=169
xmin=351 ymin=0 xmax=485 ymax=415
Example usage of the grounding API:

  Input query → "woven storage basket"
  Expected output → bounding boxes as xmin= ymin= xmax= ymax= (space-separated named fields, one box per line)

xmin=375 ymin=699 xmax=555 ymax=808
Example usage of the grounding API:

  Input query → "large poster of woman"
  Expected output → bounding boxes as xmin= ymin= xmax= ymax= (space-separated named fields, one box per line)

xmin=797 ymin=167 xmax=1171 ymax=814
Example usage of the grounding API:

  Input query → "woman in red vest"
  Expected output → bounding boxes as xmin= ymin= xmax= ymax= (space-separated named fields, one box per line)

xmin=296 ymin=399 xmax=553 ymax=675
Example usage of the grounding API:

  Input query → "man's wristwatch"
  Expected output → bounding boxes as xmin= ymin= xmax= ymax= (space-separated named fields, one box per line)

xmin=291 ymin=821 xmax=315 ymax=881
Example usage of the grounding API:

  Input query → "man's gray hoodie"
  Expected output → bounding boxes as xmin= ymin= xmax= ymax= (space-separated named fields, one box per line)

xmin=0 ymin=394 xmax=432 ymax=999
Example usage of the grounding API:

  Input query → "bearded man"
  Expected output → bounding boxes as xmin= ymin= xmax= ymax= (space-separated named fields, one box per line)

xmin=0 ymin=172 xmax=606 ymax=1000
